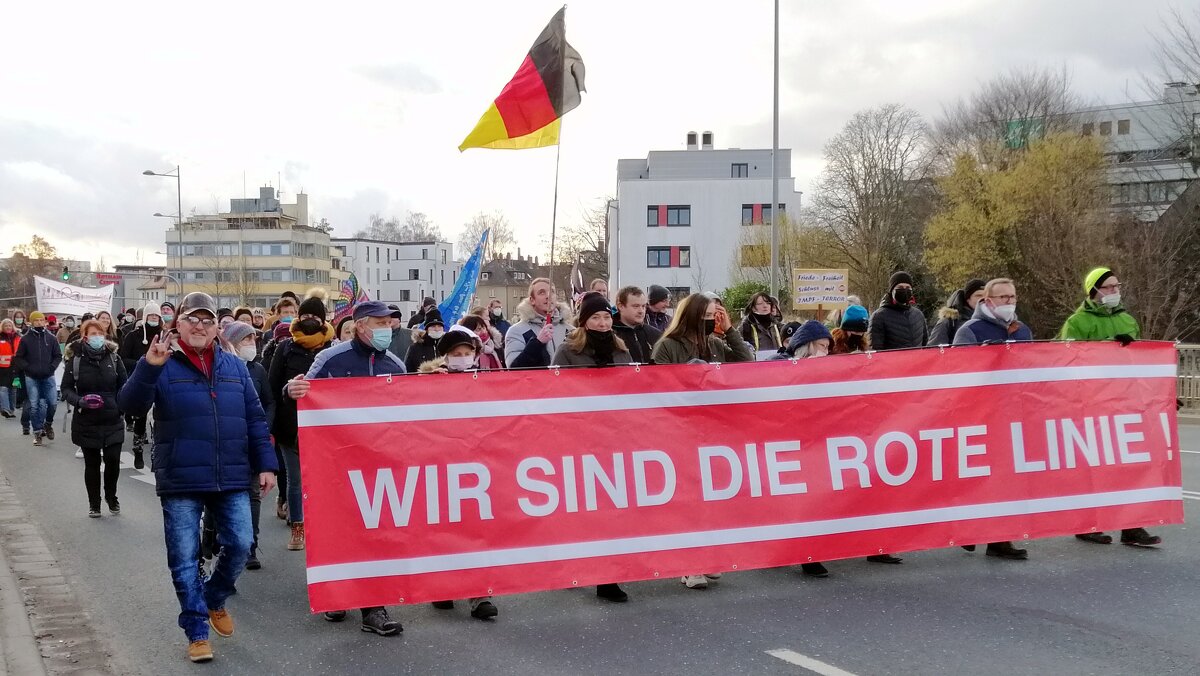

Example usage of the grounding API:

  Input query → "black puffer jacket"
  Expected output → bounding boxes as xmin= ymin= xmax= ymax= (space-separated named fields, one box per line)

xmin=927 ymin=290 xmax=972 ymax=346
xmin=869 ymin=300 xmax=928 ymax=350
xmin=267 ymin=338 xmax=329 ymax=446
xmin=118 ymin=323 xmax=162 ymax=372
xmin=404 ymin=335 xmax=438 ymax=373
xmin=612 ymin=321 xmax=662 ymax=364
xmin=61 ymin=340 xmax=128 ymax=449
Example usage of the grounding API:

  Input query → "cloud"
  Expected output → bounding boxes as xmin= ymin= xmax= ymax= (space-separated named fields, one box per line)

xmin=355 ymin=63 xmax=441 ymax=95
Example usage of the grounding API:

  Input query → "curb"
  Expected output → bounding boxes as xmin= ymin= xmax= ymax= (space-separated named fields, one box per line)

xmin=0 ymin=537 xmax=45 ymax=676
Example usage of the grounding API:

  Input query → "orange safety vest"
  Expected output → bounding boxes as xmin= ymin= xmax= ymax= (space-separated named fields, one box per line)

xmin=0 ymin=335 xmax=19 ymax=369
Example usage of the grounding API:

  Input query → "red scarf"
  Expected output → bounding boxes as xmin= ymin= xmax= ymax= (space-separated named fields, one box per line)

xmin=179 ymin=341 xmax=214 ymax=379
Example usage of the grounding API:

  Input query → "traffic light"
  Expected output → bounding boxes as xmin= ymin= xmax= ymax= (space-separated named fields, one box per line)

xmin=61 ymin=266 xmax=69 ymax=281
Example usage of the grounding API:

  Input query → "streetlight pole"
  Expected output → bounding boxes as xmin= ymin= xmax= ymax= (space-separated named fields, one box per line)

xmin=768 ymin=0 xmax=780 ymax=297
xmin=144 ymin=166 xmax=183 ymax=301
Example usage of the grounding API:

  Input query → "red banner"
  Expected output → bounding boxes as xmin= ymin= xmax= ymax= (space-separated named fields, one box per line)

xmin=297 ymin=342 xmax=1182 ymax=612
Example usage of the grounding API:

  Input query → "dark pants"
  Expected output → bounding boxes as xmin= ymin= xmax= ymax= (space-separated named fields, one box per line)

xmin=274 ymin=443 xmax=288 ymax=506
xmin=132 ymin=415 xmax=147 ymax=438
xmin=83 ymin=442 xmax=122 ymax=509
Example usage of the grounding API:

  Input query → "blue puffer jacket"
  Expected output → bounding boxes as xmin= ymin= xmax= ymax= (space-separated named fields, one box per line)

xmin=117 ymin=345 xmax=278 ymax=496
xmin=952 ymin=303 xmax=1033 ymax=345
xmin=304 ymin=336 xmax=406 ymax=380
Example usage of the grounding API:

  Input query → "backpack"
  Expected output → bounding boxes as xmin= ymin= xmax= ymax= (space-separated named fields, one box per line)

xmin=73 ymin=352 xmax=120 ymax=382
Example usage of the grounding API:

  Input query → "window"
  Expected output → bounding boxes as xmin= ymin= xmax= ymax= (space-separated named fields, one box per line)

xmin=1082 ymin=122 xmax=1094 ymax=136
xmin=441 ymin=250 xmax=447 ymax=264
xmin=1117 ymin=119 xmax=1131 ymax=135
xmin=1099 ymin=121 xmax=1112 ymax=136
xmin=762 ymin=203 xmax=785 ymax=225
xmin=513 ymin=272 xmax=528 ymax=281
xmin=481 ymin=271 xmax=491 ymax=281
xmin=408 ymin=269 xmax=420 ymax=280
xmin=741 ymin=204 xmax=754 ymax=225
xmin=440 ymin=270 xmax=445 ymax=285
xmin=365 ymin=247 xmax=370 ymax=263
xmin=646 ymin=206 xmax=658 ymax=226
xmin=375 ymin=247 xmax=380 ymax=262
xmin=666 ymin=286 xmax=690 ymax=300
xmin=731 ymin=163 xmax=748 ymax=178
xmin=400 ymin=290 xmax=411 ymax=302
xmin=666 ymin=205 xmax=690 ymax=226
xmin=647 ymin=247 xmax=671 ymax=268
xmin=386 ymin=249 xmax=390 ymax=263
xmin=422 ymin=249 xmax=429 ymax=260
xmin=678 ymin=247 xmax=691 ymax=268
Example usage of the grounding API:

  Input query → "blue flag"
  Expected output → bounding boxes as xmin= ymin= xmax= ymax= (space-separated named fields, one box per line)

xmin=438 ymin=229 xmax=489 ymax=324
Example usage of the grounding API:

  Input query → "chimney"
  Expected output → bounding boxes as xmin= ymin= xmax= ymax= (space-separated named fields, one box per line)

xmin=686 ymin=131 xmax=698 ymax=150
xmin=295 ymin=193 xmax=309 ymax=226
xmin=534 ymin=256 xmax=539 ymax=266
xmin=517 ymin=247 xmax=522 ymax=261
xmin=701 ymin=131 xmax=714 ymax=150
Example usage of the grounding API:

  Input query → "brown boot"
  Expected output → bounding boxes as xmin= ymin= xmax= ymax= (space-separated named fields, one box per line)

xmin=287 ymin=522 xmax=305 ymax=551
xmin=188 ymin=639 xmax=213 ymax=663
xmin=208 ymin=608 xmax=234 ymax=637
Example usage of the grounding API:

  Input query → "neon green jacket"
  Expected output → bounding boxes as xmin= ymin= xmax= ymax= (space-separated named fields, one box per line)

xmin=1058 ymin=299 xmax=1140 ymax=341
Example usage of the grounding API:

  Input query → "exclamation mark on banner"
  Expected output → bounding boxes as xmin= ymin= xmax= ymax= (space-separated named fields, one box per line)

xmin=1160 ymin=412 xmax=1173 ymax=461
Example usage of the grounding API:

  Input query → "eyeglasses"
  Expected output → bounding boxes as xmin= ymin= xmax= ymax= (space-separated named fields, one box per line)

xmin=180 ymin=316 xmax=217 ymax=328
xmin=1098 ymin=283 xmax=1122 ymax=291
xmin=989 ymin=295 xmax=1017 ymax=303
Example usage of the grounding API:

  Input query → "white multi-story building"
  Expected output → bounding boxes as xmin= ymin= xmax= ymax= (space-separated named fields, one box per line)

xmin=331 ymin=238 xmax=463 ymax=322
xmin=1078 ymin=83 xmax=1200 ymax=221
xmin=608 ymin=132 xmax=803 ymax=298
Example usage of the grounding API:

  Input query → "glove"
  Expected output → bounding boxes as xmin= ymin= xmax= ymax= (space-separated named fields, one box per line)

xmin=12 ymin=377 xmax=21 ymax=389
xmin=1114 ymin=334 xmax=1135 ymax=347
xmin=80 ymin=394 xmax=105 ymax=410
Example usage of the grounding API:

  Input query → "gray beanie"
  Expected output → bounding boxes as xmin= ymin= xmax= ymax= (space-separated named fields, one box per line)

xmin=222 ymin=321 xmax=257 ymax=347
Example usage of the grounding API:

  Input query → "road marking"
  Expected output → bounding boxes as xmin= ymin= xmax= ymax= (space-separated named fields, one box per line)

xmin=766 ymin=649 xmax=857 ymax=676
xmin=1183 ymin=490 xmax=1200 ymax=501
xmin=1181 ymin=450 xmax=1200 ymax=455
xmin=118 ymin=451 xmax=156 ymax=485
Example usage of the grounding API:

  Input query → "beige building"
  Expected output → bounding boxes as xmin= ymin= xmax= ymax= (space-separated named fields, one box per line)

xmin=164 ymin=188 xmax=333 ymax=308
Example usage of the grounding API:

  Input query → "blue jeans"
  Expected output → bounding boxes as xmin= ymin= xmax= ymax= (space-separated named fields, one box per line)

xmin=162 ymin=491 xmax=253 ymax=641
xmin=25 ymin=376 xmax=57 ymax=433
xmin=0 ymin=385 xmax=11 ymax=413
xmin=282 ymin=444 xmax=303 ymax=522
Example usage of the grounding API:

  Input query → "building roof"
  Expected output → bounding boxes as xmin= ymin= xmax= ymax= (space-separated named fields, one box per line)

xmin=478 ymin=257 xmax=538 ymax=286
xmin=136 ymin=276 xmax=169 ymax=291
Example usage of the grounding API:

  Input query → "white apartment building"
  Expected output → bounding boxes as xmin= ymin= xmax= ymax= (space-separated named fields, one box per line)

xmin=1078 ymin=83 xmax=1200 ymax=221
xmin=331 ymin=238 xmax=463 ymax=321
xmin=608 ymin=132 xmax=803 ymax=297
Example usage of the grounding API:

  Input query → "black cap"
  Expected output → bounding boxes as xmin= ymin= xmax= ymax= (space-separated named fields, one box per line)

xmin=423 ymin=309 xmax=445 ymax=329
xmin=963 ymin=279 xmax=986 ymax=299
xmin=436 ymin=325 xmax=480 ymax=356
xmin=178 ymin=292 xmax=218 ymax=318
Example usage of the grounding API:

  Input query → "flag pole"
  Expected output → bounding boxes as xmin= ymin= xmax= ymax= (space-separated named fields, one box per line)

xmin=549 ymin=133 xmax=562 ymax=290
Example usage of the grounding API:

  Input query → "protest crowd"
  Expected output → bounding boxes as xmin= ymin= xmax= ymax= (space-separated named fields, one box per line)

xmin=1 ymin=264 xmax=1167 ymax=663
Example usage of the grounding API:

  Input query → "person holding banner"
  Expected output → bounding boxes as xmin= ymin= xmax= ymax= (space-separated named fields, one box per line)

xmin=287 ymin=300 xmax=405 ymax=637
xmin=459 ymin=315 xmax=504 ymax=370
xmin=868 ymin=272 xmax=928 ymax=350
xmin=404 ymin=311 xmax=444 ymax=373
xmin=1060 ymin=267 xmax=1161 ymax=549
xmin=505 ymin=278 xmax=573 ymax=369
xmin=116 ymin=292 xmax=277 ymax=664
xmin=552 ymin=292 xmax=633 ymax=369
xmin=14 ymin=311 xmax=61 ymax=447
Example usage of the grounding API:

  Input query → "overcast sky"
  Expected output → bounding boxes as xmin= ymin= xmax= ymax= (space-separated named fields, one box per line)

xmin=0 ymin=0 xmax=1186 ymax=267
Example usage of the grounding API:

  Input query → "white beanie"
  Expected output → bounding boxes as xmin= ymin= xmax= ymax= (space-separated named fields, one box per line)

xmin=142 ymin=302 xmax=164 ymax=344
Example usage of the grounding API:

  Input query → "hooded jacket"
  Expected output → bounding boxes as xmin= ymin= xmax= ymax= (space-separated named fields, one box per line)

xmin=868 ymin=297 xmax=928 ymax=350
xmin=116 ymin=343 xmax=277 ymax=496
xmin=953 ymin=302 xmax=1033 ymax=345
xmin=61 ymin=338 xmax=128 ymax=449
xmin=119 ymin=321 xmax=163 ymax=372
xmin=1058 ymin=299 xmax=1140 ymax=341
xmin=740 ymin=314 xmax=784 ymax=352
xmin=13 ymin=327 xmax=61 ymax=380
xmin=404 ymin=329 xmax=441 ymax=373
xmin=504 ymin=299 xmax=574 ymax=368
xmin=612 ymin=320 xmax=662 ymax=364
xmin=928 ymin=290 xmax=973 ymax=346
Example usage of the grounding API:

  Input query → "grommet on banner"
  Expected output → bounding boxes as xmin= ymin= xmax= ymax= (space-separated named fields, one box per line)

xmin=571 ymin=579 xmax=578 ymax=586
xmin=1022 ymin=533 xmax=1029 ymax=539
xmin=866 ymin=351 xmax=874 ymax=360
xmin=653 ymin=571 xmax=660 ymax=578
xmin=398 ymin=597 xmax=405 ymax=603
xmin=487 ymin=587 xmax=493 ymax=595
xmin=806 ymin=556 xmax=813 ymax=562
xmin=938 ymin=345 xmax=945 ymax=355
xmin=731 ymin=564 xmax=738 ymax=570
xmin=472 ymin=372 xmax=479 ymax=380
xmin=553 ymin=367 xmax=561 ymax=376
xmin=948 ymin=540 xmax=955 ymax=546
xmin=634 ymin=364 xmax=641 ymax=373
xmin=713 ymin=363 xmax=721 ymax=370
xmin=386 ymin=376 xmax=393 ymax=384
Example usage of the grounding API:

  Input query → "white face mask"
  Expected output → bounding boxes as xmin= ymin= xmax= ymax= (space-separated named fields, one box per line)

xmin=1100 ymin=293 xmax=1121 ymax=308
xmin=992 ymin=304 xmax=1017 ymax=323
xmin=428 ymin=330 xmax=444 ymax=340
xmin=446 ymin=355 xmax=474 ymax=372
xmin=237 ymin=345 xmax=258 ymax=362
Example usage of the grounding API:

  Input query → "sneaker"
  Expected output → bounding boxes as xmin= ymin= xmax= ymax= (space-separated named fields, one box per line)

xmin=208 ymin=608 xmax=234 ymax=637
xmin=801 ymin=562 xmax=829 ymax=577
xmin=88 ymin=508 xmax=101 ymax=518
xmin=961 ymin=544 xmax=977 ymax=552
xmin=107 ymin=498 xmax=120 ymax=515
xmin=74 ymin=448 xmax=84 ymax=459
xmin=32 ymin=433 xmax=43 ymax=446
xmin=596 ymin=583 xmax=628 ymax=602
xmin=360 ymin=608 xmax=401 ymax=636
xmin=245 ymin=549 xmax=261 ymax=570
xmin=133 ymin=449 xmax=144 ymax=470
xmin=1075 ymin=532 xmax=1113 ymax=545
xmin=43 ymin=425 xmax=54 ymax=441
xmin=985 ymin=541 xmax=1028 ymax=560
xmin=287 ymin=523 xmax=305 ymax=551
xmin=1120 ymin=528 xmax=1162 ymax=548
xmin=681 ymin=574 xmax=708 ymax=589
xmin=866 ymin=554 xmax=904 ymax=564
xmin=187 ymin=640 xmax=213 ymax=663
xmin=703 ymin=573 xmax=723 ymax=580
xmin=323 ymin=610 xmax=348 ymax=622
xmin=1 ymin=410 xmax=12 ymax=418
xmin=470 ymin=600 xmax=499 ymax=620
xmin=431 ymin=601 xmax=455 ymax=610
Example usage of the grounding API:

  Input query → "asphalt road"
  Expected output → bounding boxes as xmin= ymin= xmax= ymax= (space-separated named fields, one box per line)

xmin=1 ymin=417 xmax=1198 ymax=675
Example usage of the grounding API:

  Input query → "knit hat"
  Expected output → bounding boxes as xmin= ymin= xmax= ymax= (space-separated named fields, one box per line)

xmin=28 ymin=311 xmax=45 ymax=322
xmin=888 ymin=271 xmax=914 ymax=292
xmin=272 ymin=321 xmax=292 ymax=342
xmin=840 ymin=304 xmax=869 ymax=333
xmin=298 ymin=296 xmax=326 ymax=318
xmin=143 ymin=301 xmax=163 ymax=320
xmin=963 ymin=279 xmax=986 ymax=300
xmin=781 ymin=321 xmax=803 ymax=341
xmin=422 ymin=309 xmax=444 ymax=329
xmin=437 ymin=325 xmax=481 ymax=356
xmin=788 ymin=320 xmax=832 ymax=354
xmin=222 ymin=321 xmax=257 ymax=347
xmin=1084 ymin=267 xmax=1113 ymax=295
xmin=576 ymin=292 xmax=612 ymax=327
xmin=217 ymin=307 xmax=233 ymax=319
xmin=647 ymin=285 xmax=670 ymax=305
xmin=281 ymin=291 xmax=299 ymax=302
xmin=160 ymin=301 xmax=175 ymax=313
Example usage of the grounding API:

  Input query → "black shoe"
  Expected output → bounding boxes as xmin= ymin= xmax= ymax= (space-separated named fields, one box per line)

xmin=1120 ymin=528 xmax=1162 ymax=548
xmin=431 ymin=600 xmax=455 ymax=610
xmin=22 ymin=428 xmax=29 ymax=435
xmin=866 ymin=554 xmax=903 ymax=564
xmin=43 ymin=425 xmax=54 ymax=441
xmin=596 ymin=583 xmax=628 ymax=602
xmin=133 ymin=449 xmax=144 ymax=470
xmin=985 ymin=541 xmax=1028 ymax=560
xmin=323 ymin=610 xmax=348 ymax=622
xmin=245 ymin=549 xmax=261 ymax=570
xmin=801 ymin=562 xmax=829 ymax=577
xmin=106 ymin=498 xmax=120 ymax=515
xmin=1 ymin=410 xmax=12 ymax=418
xmin=361 ymin=608 xmax=400 ymax=636
xmin=470 ymin=601 xmax=498 ymax=620
xmin=961 ymin=544 xmax=977 ymax=552
xmin=88 ymin=508 xmax=101 ymax=518
xmin=1075 ymin=533 xmax=1113 ymax=545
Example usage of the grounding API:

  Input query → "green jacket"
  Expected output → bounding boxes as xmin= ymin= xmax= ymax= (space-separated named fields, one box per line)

xmin=1058 ymin=299 xmax=1140 ymax=341
xmin=651 ymin=331 xmax=754 ymax=365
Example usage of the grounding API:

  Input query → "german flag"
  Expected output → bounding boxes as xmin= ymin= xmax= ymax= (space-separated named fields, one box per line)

xmin=459 ymin=7 xmax=586 ymax=151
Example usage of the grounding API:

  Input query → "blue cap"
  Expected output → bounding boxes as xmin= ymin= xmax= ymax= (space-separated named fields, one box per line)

xmin=352 ymin=301 xmax=402 ymax=321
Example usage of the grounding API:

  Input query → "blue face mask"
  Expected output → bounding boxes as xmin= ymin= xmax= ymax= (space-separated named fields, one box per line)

xmin=147 ymin=319 xmax=160 ymax=327
xmin=370 ymin=327 xmax=392 ymax=351
xmin=87 ymin=336 xmax=106 ymax=351
xmin=281 ymin=316 xmax=294 ymax=324
xmin=162 ymin=314 xmax=174 ymax=323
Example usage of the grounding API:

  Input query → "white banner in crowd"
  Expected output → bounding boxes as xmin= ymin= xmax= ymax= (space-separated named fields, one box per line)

xmin=33 ymin=276 xmax=114 ymax=316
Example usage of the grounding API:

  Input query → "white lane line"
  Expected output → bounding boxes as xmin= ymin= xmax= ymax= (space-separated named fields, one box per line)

xmin=1181 ymin=450 xmax=1200 ymax=455
xmin=767 ymin=649 xmax=857 ymax=676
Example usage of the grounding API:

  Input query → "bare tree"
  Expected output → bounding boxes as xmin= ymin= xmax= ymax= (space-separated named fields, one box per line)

xmin=557 ymin=199 xmax=609 ymax=268
xmin=1118 ymin=184 xmax=1200 ymax=340
xmin=810 ymin=104 xmax=936 ymax=306
xmin=354 ymin=212 xmax=443 ymax=243
xmin=458 ymin=211 xmax=516 ymax=261
xmin=4 ymin=235 xmax=63 ymax=297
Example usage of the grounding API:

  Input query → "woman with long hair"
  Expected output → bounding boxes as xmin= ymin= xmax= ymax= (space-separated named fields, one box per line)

xmin=94 ymin=311 xmax=120 ymax=342
xmin=740 ymin=292 xmax=783 ymax=354
xmin=652 ymin=293 xmax=753 ymax=366
xmin=551 ymin=293 xmax=632 ymax=368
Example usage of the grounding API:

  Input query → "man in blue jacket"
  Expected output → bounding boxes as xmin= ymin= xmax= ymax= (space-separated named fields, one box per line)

xmin=13 ymin=311 xmax=62 ymax=446
xmin=117 ymin=292 xmax=277 ymax=664
xmin=286 ymin=300 xmax=406 ymax=637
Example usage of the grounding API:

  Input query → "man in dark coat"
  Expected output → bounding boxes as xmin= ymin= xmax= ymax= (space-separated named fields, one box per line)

xmin=928 ymin=279 xmax=985 ymax=346
xmin=868 ymin=271 xmax=928 ymax=350
xmin=13 ymin=311 xmax=61 ymax=445
xmin=612 ymin=286 xmax=662 ymax=364
xmin=118 ymin=302 xmax=164 ymax=468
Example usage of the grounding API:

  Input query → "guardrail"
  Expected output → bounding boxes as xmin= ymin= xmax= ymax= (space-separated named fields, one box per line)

xmin=1179 ymin=344 xmax=1200 ymax=410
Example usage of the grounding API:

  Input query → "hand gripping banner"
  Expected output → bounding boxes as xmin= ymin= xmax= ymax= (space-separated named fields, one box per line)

xmin=297 ymin=342 xmax=1182 ymax=611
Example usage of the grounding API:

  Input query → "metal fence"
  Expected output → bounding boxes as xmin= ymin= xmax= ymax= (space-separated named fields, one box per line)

xmin=1179 ymin=344 xmax=1200 ymax=410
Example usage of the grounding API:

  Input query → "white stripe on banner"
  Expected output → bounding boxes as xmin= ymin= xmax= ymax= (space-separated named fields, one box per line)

xmin=305 ymin=486 xmax=1181 ymax=585
xmin=298 ymin=363 xmax=1177 ymax=427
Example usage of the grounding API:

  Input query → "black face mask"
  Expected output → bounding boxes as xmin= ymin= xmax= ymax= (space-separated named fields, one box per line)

xmin=847 ymin=335 xmax=864 ymax=351
xmin=893 ymin=288 xmax=913 ymax=305
xmin=586 ymin=329 xmax=615 ymax=364
xmin=296 ymin=318 xmax=323 ymax=335
xmin=704 ymin=319 xmax=716 ymax=335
